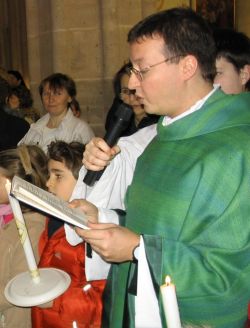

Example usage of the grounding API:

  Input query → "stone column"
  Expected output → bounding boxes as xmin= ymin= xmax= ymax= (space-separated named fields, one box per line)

xmin=25 ymin=0 xmax=53 ymax=115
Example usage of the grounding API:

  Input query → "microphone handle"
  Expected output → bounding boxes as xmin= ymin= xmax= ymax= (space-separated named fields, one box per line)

xmin=83 ymin=169 xmax=104 ymax=187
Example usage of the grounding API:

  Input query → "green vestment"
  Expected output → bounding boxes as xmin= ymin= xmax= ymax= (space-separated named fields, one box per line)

xmin=103 ymin=90 xmax=250 ymax=328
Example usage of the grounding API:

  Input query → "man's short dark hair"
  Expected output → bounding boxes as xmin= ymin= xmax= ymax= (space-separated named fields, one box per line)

xmin=214 ymin=28 xmax=250 ymax=90
xmin=128 ymin=7 xmax=216 ymax=82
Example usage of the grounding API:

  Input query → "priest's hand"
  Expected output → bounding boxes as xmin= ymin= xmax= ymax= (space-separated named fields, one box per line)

xmin=75 ymin=222 xmax=140 ymax=263
xmin=69 ymin=199 xmax=98 ymax=223
xmin=82 ymin=137 xmax=120 ymax=171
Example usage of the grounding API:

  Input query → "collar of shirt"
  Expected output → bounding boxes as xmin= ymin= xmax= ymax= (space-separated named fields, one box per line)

xmin=162 ymin=85 xmax=220 ymax=127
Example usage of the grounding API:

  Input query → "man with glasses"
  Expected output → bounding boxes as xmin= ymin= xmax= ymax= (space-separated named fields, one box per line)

xmin=76 ymin=7 xmax=250 ymax=327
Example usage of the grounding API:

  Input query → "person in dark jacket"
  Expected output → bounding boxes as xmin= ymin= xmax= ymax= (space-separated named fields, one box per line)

xmin=0 ymin=78 xmax=29 ymax=151
xmin=105 ymin=62 xmax=159 ymax=136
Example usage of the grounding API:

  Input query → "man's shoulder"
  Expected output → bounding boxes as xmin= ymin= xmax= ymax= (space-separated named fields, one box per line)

xmin=202 ymin=90 xmax=250 ymax=129
xmin=119 ymin=124 xmax=157 ymax=146
xmin=212 ymin=89 xmax=250 ymax=107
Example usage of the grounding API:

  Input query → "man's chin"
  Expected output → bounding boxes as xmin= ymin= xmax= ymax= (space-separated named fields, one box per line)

xmin=144 ymin=105 xmax=156 ymax=115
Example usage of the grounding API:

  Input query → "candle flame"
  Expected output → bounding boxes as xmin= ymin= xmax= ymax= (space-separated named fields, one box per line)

xmin=72 ymin=321 xmax=78 ymax=328
xmin=165 ymin=275 xmax=171 ymax=285
xmin=5 ymin=179 xmax=11 ymax=193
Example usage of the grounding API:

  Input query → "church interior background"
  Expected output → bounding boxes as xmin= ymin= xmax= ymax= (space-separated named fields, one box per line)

xmin=0 ymin=0 xmax=249 ymax=136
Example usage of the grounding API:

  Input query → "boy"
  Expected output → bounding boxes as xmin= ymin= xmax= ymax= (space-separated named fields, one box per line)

xmin=32 ymin=141 xmax=105 ymax=328
xmin=214 ymin=28 xmax=250 ymax=94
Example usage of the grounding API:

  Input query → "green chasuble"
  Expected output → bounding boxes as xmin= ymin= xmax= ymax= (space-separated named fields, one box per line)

xmin=102 ymin=90 xmax=250 ymax=328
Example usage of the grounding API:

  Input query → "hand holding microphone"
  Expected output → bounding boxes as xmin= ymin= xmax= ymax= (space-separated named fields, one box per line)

xmin=83 ymin=101 xmax=133 ymax=186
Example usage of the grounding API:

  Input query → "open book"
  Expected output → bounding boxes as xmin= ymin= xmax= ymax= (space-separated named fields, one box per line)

xmin=11 ymin=175 xmax=88 ymax=229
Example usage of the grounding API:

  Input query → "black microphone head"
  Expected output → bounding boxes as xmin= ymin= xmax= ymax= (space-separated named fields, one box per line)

xmin=114 ymin=101 xmax=133 ymax=122
xmin=83 ymin=101 xmax=133 ymax=186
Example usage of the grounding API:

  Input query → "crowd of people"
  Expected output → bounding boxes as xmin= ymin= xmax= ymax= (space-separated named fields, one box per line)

xmin=0 ymin=6 xmax=250 ymax=328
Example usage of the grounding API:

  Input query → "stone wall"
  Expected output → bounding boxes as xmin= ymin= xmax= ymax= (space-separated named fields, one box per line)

xmin=25 ymin=0 xmax=190 ymax=136
xmin=235 ymin=1 xmax=250 ymax=35
xmin=24 ymin=0 xmax=250 ymax=136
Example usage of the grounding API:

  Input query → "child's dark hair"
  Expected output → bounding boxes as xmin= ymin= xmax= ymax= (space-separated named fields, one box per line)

xmin=47 ymin=141 xmax=85 ymax=179
xmin=0 ymin=145 xmax=48 ymax=189
xmin=213 ymin=28 xmax=250 ymax=90
xmin=7 ymin=70 xmax=26 ymax=87
xmin=8 ymin=85 xmax=33 ymax=109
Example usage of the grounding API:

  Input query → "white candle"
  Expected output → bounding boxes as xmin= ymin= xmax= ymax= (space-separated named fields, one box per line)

xmin=72 ymin=321 xmax=78 ymax=328
xmin=160 ymin=275 xmax=182 ymax=328
xmin=5 ymin=179 xmax=40 ymax=283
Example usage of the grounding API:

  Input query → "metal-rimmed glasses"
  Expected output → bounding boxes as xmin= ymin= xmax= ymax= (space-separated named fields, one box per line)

xmin=128 ymin=55 xmax=183 ymax=81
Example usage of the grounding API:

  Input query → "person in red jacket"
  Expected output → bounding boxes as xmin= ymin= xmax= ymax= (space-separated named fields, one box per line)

xmin=32 ymin=141 xmax=106 ymax=328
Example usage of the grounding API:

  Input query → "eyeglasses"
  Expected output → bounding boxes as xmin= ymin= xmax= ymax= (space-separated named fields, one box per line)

xmin=128 ymin=55 xmax=183 ymax=81
xmin=120 ymin=88 xmax=136 ymax=97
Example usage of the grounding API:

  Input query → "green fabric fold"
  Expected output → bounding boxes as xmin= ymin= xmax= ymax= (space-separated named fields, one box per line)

xmin=103 ymin=90 xmax=250 ymax=328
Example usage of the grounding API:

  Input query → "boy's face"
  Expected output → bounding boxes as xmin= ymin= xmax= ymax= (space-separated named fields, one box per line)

xmin=214 ymin=57 xmax=245 ymax=94
xmin=46 ymin=159 xmax=76 ymax=202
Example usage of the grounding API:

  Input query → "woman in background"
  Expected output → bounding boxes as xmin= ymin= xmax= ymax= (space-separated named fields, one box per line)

xmin=18 ymin=73 xmax=94 ymax=153
xmin=0 ymin=78 xmax=30 ymax=151
xmin=105 ymin=62 xmax=159 ymax=136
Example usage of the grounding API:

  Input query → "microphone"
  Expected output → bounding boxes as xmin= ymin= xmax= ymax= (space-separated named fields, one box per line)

xmin=83 ymin=101 xmax=133 ymax=186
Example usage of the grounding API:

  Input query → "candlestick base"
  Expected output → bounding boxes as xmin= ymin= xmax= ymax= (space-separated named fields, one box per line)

xmin=4 ymin=268 xmax=71 ymax=307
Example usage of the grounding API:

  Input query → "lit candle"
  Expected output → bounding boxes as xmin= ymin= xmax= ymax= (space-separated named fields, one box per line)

xmin=5 ymin=179 xmax=40 ymax=283
xmin=72 ymin=321 xmax=78 ymax=328
xmin=160 ymin=275 xmax=182 ymax=328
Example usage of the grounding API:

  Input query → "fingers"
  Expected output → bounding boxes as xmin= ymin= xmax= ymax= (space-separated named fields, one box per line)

xmin=75 ymin=222 xmax=117 ymax=238
xmin=75 ymin=224 xmax=140 ymax=263
xmin=82 ymin=137 xmax=121 ymax=171
xmin=82 ymin=138 xmax=112 ymax=170
xmin=69 ymin=199 xmax=98 ymax=223
xmin=111 ymin=145 xmax=121 ymax=156
xmin=88 ymin=222 xmax=117 ymax=229
xmin=68 ymin=199 xmax=85 ymax=208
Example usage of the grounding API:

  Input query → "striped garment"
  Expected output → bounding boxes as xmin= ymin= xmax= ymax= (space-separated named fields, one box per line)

xmin=103 ymin=89 xmax=250 ymax=328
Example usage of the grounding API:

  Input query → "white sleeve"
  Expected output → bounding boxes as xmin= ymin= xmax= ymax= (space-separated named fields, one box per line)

xmin=85 ymin=209 xmax=119 ymax=281
xmin=65 ymin=125 xmax=157 ymax=277
xmin=64 ymin=166 xmax=89 ymax=246
xmin=86 ymin=124 xmax=157 ymax=210
xmin=66 ymin=208 xmax=119 ymax=281
xmin=135 ymin=236 xmax=162 ymax=327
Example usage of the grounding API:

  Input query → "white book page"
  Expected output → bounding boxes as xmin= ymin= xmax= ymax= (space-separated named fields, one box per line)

xmin=11 ymin=175 xmax=88 ymax=229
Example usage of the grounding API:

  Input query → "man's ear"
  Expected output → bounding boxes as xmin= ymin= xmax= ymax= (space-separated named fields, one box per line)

xmin=180 ymin=55 xmax=198 ymax=81
xmin=240 ymin=65 xmax=250 ymax=87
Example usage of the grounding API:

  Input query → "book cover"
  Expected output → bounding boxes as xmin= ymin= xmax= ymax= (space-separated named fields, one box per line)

xmin=11 ymin=175 xmax=88 ymax=229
